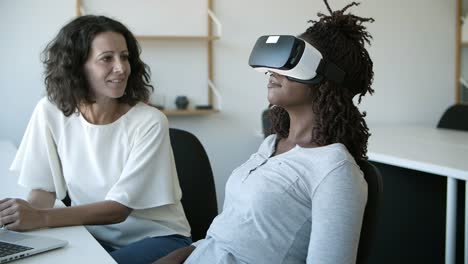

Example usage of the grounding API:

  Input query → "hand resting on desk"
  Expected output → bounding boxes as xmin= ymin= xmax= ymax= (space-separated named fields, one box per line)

xmin=0 ymin=198 xmax=48 ymax=231
xmin=0 ymin=189 xmax=132 ymax=231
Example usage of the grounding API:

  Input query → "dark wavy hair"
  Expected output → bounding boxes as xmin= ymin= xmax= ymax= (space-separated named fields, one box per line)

xmin=270 ymin=0 xmax=374 ymax=160
xmin=42 ymin=15 xmax=153 ymax=116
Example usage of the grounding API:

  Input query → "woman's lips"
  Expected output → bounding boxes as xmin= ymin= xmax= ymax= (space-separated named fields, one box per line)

xmin=268 ymin=77 xmax=281 ymax=88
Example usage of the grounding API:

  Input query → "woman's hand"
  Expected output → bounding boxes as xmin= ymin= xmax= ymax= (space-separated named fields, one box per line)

xmin=0 ymin=198 xmax=46 ymax=231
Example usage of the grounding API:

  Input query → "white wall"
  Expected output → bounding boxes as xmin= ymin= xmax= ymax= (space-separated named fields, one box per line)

xmin=0 ymin=0 xmax=75 ymax=146
xmin=0 ymin=0 xmax=456 ymax=209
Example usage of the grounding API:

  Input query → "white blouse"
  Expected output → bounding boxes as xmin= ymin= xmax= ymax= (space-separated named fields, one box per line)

xmin=10 ymin=97 xmax=190 ymax=248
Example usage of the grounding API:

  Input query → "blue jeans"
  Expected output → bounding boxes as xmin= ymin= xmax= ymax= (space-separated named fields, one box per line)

xmin=100 ymin=235 xmax=192 ymax=264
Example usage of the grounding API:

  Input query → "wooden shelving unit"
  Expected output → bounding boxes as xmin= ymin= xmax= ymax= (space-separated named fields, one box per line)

xmin=162 ymin=109 xmax=219 ymax=116
xmin=136 ymin=36 xmax=220 ymax=41
xmin=147 ymin=104 xmax=218 ymax=116
xmin=458 ymin=0 xmax=468 ymax=102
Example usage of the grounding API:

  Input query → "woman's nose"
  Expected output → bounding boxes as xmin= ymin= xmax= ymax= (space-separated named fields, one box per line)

xmin=113 ymin=59 xmax=126 ymax=73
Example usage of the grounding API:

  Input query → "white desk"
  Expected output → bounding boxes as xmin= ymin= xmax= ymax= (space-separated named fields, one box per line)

xmin=368 ymin=126 xmax=468 ymax=264
xmin=0 ymin=141 xmax=116 ymax=264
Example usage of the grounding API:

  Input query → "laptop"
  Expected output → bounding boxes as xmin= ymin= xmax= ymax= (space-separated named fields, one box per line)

xmin=0 ymin=228 xmax=68 ymax=263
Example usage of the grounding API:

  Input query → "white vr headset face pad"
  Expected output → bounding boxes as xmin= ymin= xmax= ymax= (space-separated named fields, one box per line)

xmin=254 ymin=39 xmax=323 ymax=81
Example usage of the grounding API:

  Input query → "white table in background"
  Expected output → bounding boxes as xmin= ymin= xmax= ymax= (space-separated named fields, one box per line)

xmin=367 ymin=126 xmax=468 ymax=264
xmin=0 ymin=140 xmax=116 ymax=264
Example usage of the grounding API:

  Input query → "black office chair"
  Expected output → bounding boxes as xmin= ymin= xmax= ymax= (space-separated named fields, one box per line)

xmin=356 ymin=160 xmax=384 ymax=264
xmin=169 ymin=128 xmax=218 ymax=241
xmin=62 ymin=193 xmax=71 ymax=206
xmin=437 ymin=104 xmax=468 ymax=131
xmin=262 ymin=108 xmax=272 ymax=138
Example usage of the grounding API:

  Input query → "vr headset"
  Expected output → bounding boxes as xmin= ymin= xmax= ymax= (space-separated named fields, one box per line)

xmin=248 ymin=35 xmax=345 ymax=84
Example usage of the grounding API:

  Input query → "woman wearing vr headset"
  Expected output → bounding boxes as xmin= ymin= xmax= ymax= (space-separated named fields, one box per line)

xmin=2 ymin=15 xmax=192 ymax=263
xmin=155 ymin=1 xmax=374 ymax=263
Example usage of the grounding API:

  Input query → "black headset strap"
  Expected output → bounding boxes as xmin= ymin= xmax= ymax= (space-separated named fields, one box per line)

xmin=286 ymin=59 xmax=345 ymax=85
xmin=316 ymin=59 xmax=345 ymax=84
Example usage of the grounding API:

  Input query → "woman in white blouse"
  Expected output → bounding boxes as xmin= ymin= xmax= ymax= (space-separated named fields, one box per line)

xmin=0 ymin=15 xmax=191 ymax=264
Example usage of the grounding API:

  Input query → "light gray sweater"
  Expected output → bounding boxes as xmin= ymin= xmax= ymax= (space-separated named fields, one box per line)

xmin=185 ymin=135 xmax=368 ymax=264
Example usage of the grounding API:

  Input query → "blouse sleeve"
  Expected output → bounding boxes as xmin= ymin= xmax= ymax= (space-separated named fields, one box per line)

xmin=306 ymin=161 xmax=367 ymax=264
xmin=9 ymin=100 xmax=67 ymax=200
xmin=105 ymin=115 xmax=181 ymax=209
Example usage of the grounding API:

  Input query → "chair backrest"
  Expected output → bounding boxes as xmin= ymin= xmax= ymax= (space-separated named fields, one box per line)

xmin=169 ymin=128 xmax=218 ymax=241
xmin=437 ymin=104 xmax=468 ymax=131
xmin=262 ymin=109 xmax=272 ymax=138
xmin=356 ymin=160 xmax=384 ymax=264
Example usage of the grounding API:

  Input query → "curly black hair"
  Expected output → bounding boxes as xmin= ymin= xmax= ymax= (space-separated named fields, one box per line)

xmin=42 ymin=15 xmax=154 ymax=116
xmin=270 ymin=0 xmax=374 ymax=160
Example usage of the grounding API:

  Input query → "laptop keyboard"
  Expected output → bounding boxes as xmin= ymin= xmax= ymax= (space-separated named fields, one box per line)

xmin=0 ymin=241 xmax=32 ymax=257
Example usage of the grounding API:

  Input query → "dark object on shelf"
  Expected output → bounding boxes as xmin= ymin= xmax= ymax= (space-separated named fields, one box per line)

xmin=175 ymin=96 xmax=189 ymax=110
xmin=195 ymin=105 xmax=213 ymax=110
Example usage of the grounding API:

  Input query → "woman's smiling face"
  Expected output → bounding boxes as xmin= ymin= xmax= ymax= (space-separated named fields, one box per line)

xmin=83 ymin=31 xmax=131 ymax=101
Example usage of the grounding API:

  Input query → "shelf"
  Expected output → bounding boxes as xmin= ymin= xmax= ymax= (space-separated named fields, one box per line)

xmin=136 ymin=35 xmax=220 ymax=41
xmin=162 ymin=109 xmax=219 ymax=116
